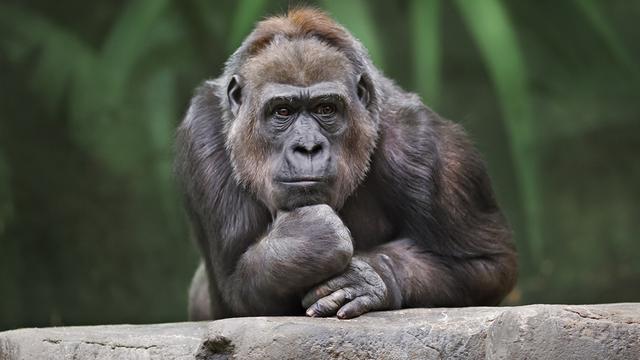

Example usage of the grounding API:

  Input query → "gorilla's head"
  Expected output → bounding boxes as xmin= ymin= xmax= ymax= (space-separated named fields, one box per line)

xmin=223 ymin=17 xmax=379 ymax=211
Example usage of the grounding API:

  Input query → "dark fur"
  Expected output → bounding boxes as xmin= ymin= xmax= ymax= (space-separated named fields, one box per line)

xmin=176 ymin=8 xmax=517 ymax=320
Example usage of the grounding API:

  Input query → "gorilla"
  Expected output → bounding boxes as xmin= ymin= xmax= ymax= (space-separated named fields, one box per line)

xmin=176 ymin=8 xmax=517 ymax=320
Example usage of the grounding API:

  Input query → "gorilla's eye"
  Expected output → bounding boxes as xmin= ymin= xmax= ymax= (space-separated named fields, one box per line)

xmin=274 ymin=106 xmax=291 ymax=117
xmin=314 ymin=104 xmax=336 ymax=116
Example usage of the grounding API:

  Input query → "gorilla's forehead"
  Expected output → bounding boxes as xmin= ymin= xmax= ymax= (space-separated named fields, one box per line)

xmin=241 ymin=37 xmax=354 ymax=88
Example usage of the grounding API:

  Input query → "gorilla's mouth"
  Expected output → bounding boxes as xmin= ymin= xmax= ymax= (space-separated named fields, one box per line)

xmin=278 ymin=177 xmax=325 ymax=186
xmin=281 ymin=181 xmax=321 ymax=187
xmin=273 ymin=177 xmax=332 ymax=210
xmin=276 ymin=176 xmax=329 ymax=186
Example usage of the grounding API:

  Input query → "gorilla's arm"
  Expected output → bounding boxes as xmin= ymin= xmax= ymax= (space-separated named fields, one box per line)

xmin=303 ymin=106 xmax=517 ymax=318
xmin=178 ymin=85 xmax=354 ymax=318
xmin=364 ymin=237 xmax=516 ymax=307
xmin=221 ymin=205 xmax=353 ymax=316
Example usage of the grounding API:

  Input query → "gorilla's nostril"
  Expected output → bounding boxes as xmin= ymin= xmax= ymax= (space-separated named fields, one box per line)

xmin=294 ymin=143 xmax=322 ymax=157
xmin=293 ymin=145 xmax=306 ymax=154
xmin=309 ymin=144 xmax=322 ymax=155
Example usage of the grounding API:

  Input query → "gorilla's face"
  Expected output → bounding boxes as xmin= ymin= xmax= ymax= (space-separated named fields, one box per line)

xmin=257 ymin=81 xmax=346 ymax=210
xmin=226 ymin=38 xmax=378 ymax=211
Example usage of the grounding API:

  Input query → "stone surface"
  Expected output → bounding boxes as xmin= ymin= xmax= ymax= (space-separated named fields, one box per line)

xmin=0 ymin=322 xmax=208 ymax=360
xmin=1 ymin=304 xmax=638 ymax=359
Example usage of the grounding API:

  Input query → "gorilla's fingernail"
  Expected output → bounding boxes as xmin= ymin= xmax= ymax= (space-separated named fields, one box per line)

xmin=306 ymin=309 xmax=316 ymax=317
xmin=336 ymin=310 xmax=346 ymax=319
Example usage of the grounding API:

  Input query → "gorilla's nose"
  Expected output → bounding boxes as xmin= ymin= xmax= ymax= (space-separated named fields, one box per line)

xmin=287 ymin=137 xmax=330 ymax=172
xmin=293 ymin=142 xmax=323 ymax=158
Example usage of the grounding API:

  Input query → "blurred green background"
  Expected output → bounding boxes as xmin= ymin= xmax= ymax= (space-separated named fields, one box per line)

xmin=1 ymin=0 xmax=639 ymax=330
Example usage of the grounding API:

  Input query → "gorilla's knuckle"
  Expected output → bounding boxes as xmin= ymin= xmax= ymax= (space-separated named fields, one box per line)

xmin=342 ymin=288 xmax=355 ymax=301
xmin=332 ymin=242 xmax=354 ymax=267
xmin=363 ymin=269 xmax=382 ymax=287
xmin=315 ymin=297 xmax=341 ymax=314
xmin=308 ymin=203 xmax=334 ymax=215
xmin=291 ymin=205 xmax=320 ymax=217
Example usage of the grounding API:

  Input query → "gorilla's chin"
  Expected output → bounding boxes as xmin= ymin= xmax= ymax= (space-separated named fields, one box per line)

xmin=273 ymin=181 xmax=332 ymax=211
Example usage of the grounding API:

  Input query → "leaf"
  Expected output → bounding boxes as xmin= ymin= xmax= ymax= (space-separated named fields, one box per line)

xmin=99 ymin=0 xmax=172 ymax=106
xmin=321 ymin=0 xmax=385 ymax=69
xmin=573 ymin=0 xmax=639 ymax=79
xmin=228 ymin=0 xmax=269 ymax=52
xmin=67 ymin=0 xmax=172 ymax=175
xmin=410 ymin=0 xmax=441 ymax=107
xmin=454 ymin=0 xmax=543 ymax=261
xmin=0 ymin=4 xmax=93 ymax=112
xmin=141 ymin=70 xmax=183 ymax=238
xmin=0 ymin=149 xmax=12 ymax=236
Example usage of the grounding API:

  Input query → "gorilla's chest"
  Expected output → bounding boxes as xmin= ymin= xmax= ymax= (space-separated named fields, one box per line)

xmin=339 ymin=187 xmax=395 ymax=251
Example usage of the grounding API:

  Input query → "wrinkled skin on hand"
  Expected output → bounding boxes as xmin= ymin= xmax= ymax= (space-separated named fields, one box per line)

xmin=302 ymin=257 xmax=397 ymax=319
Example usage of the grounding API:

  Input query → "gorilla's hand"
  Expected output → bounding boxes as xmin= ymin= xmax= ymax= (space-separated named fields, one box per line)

xmin=302 ymin=257 xmax=398 ymax=319
xmin=265 ymin=204 xmax=353 ymax=286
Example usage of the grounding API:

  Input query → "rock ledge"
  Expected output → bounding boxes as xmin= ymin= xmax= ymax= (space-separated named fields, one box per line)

xmin=1 ymin=304 xmax=638 ymax=359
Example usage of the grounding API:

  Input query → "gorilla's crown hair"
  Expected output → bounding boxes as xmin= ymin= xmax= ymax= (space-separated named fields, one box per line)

xmin=247 ymin=7 xmax=353 ymax=56
xmin=225 ymin=7 xmax=371 ymax=74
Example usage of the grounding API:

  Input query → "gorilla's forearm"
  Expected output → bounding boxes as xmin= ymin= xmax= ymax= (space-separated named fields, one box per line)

xmin=362 ymin=238 xmax=517 ymax=307
xmin=299 ymin=234 xmax=516 ymax=319
xmin=219 ymin=205 xmax=354 ymax=316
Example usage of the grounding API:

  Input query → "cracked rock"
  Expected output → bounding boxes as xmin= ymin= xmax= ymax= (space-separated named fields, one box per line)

xmin=1 ymin=304 xmax=638 ymax=359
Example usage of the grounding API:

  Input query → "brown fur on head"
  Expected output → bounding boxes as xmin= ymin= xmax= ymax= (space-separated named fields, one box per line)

xmin=245 ymin=7 xmax=357 ymax=59
xmin=224 ymin=8 xmax=379 ymax=212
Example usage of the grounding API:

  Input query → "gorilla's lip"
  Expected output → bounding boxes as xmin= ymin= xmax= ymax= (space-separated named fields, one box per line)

xmin=277 ymin=177 xmax=326 ymax=183
xmin=277 ymin=177 xmax=327 ymax=187
xmin=278 ymin=180 xmax=323 ymax=186
xmin=280 ymin=181 xmax=321 ymax=187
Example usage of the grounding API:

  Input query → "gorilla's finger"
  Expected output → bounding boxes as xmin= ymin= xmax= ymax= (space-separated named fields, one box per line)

xmin=306 ymin=288 xmax=350 ymax=317
xmin=302 ymin=285 xmax=332 ymax=309
xmin=302 ymin=276 xmax=351 ymax=309
xmin=336 ymin=296 xmax=374 ymax=319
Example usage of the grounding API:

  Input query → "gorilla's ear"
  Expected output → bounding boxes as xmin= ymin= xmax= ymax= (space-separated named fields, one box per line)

xmin=227 ymin=75 xmax=243 ymax=116
xmin=357 ymin=74 xmax=373 ymax=108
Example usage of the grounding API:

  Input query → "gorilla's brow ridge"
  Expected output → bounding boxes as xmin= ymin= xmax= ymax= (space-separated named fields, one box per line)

xmin=265 ymin=94 xmax=345 ymax=105
xmin=260 ymin=82 xmax=349 ymax=104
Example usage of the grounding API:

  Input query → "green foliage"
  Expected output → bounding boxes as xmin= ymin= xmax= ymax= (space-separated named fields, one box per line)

xmin=322 ymin=0 xmax=384 ymax=68
xmin=453 ymin=0 xmax=542 ymax=262
xmin=0 ymin=149 xmax=12 ymax=235
xmin=574 ymin=0 xmax=638 ymax=78
xmin=0 ymin=0 xmax=639 ymax=329
xmin=0 ymin=4 xmax=92 ymax=112
xmin=228 ymin=0 xmax=269 ymax=51
xmin=410 ymin=0 xmax=441 ymax=107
